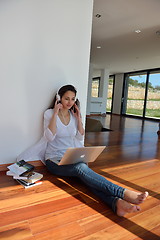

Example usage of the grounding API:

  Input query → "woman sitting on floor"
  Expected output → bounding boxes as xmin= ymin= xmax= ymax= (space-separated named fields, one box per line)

xmin=43 ymin=84 xmax=148 ymax=217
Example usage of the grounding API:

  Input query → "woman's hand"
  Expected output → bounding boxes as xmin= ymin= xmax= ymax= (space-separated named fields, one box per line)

xmin=54 ymin=100 xmax=63 ymax=115
xmin=71 ymin=103 xmax=81 ymax=120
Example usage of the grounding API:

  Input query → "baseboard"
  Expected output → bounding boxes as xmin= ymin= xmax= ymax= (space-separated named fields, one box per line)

xmin=0 ymin=160 xmax=44 ymax=172
xmin=86 ymin=113 xmax=121 ymax=117
xmin=86 ymin=114 xmax=104 ymax=117
xmin=86 ymin=114 xmax=101 ymax=117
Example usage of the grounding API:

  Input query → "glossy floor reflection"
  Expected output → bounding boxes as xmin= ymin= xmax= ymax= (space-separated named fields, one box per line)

xmin=85 ymin=115 xmax=160 ymax=166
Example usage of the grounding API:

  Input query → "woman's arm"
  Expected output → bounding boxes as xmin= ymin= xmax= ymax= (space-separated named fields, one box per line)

xmin=77 ymin=116 xmax=85 ymax=136
xmin=44 ymin=100 xmax=62 ymax=141
xmin=48 ymin=100 xmax=63 ymax=135
xmin=71 ymin=104 xmax=85 ymax=136
xmin=48 ymin=112 xmax=58 ymax=135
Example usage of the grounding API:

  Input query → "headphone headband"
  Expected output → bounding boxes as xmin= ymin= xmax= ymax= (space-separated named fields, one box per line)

xmin=56 ymin=86 xmax=77 ymax=102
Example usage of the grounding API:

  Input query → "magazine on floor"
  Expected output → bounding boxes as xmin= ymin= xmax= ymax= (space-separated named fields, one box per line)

xmin=7 ymin=160 xmax=34 ymax=176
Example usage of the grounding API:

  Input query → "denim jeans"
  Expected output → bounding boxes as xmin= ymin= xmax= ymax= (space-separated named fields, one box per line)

xmin=46 ymin=160 xmax=125 ymax=213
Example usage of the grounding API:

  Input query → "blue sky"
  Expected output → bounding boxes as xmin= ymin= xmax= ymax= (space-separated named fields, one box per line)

xmin=131 ymin=73 xmax=160 ymax=87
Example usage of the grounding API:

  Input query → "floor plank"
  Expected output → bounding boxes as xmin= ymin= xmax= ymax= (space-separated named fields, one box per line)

xmin=0 ymin=221 xmax=32 ymax=240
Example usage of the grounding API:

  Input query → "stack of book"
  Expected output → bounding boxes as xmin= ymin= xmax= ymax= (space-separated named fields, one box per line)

xmin=7 ymin=160 xmax=43 ymax=188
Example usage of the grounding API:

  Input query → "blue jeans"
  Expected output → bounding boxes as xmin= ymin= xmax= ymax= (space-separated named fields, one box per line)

xmin=46 ymin=160 xmax=125 ymax=213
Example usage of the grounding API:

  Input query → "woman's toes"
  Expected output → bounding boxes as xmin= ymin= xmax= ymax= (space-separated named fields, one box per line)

xmin=124 ymin=190 xmax=149 ymax=204
xmin=116 ymin=199 xmax=141 ymax=217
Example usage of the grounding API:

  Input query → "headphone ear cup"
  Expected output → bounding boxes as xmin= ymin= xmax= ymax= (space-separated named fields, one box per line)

xmin=56 ymin=93 xmax=60 ymax=102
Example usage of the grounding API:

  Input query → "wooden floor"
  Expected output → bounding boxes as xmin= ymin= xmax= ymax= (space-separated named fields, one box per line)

xmin=0 ymin=115 xmax=160 ymax=240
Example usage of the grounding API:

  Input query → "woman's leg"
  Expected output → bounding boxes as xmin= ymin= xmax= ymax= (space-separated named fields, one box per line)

xmin=74 ymin=162 xmax=148 ymax=205
xmin=46 ymin=160 xmax=145 ymax=215
xmin=46 ymin=160 xmax=120 ymax=212
xmin=89 ymin=187 xmax=141 ymax=216
xmin=46 ymin=160 xmax=125 ymax=198
xmin=88 ymin=186 xmax=119 ymax=213
xmin=46 ymin=160 xmax=148 ymax=203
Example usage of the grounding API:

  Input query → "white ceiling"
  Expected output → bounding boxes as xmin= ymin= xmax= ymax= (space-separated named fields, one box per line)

xmin=90 ymin=0 xmax=160 ymax=74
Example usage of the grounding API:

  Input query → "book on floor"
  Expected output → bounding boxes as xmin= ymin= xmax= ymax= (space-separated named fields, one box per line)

xmin=16 ymin=179 xmax=42 ymax=189
xmin=7 ymin=160 xmax=43 ymax=188
xmin=13 ymin=171 xmax=43 ymax=183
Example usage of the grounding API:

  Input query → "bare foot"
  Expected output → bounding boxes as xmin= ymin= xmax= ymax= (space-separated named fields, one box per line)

xmin=116 ymin=198 xmax=141 ymax=217
xmin=124 ymin=190 xmax=149 ymax=204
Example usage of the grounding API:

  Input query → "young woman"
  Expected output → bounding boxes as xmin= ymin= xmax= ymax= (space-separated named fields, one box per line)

xmin=44 ymin=84 xmax=148 ymax=217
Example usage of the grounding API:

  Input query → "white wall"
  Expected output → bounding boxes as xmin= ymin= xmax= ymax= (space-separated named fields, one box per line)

xmin=0 ymin=0 xmax=93 ymax=164
xmin=112 ymin=73 xmax=124 ymax=114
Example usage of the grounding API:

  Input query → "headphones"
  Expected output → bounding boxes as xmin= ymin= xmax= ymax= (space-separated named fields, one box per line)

xmin=56 ymin=92 xmax=61 ymax=102
xmin=56 ymin=91 xmax=77 ymax=102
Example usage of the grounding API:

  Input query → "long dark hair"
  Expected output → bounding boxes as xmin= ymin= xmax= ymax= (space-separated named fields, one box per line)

xmin=48 ymin=84 xmax=80 ymax=109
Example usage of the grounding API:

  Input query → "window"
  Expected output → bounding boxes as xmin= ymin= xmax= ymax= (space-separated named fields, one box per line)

xmin=124 ymin=72 xmax=147 ymax=117
xmin=91 ymin=77 xmax=100 ymax=97
xmin=146 ymin=71 xmax=160 ymax=118
xmin=122 ymin=69 xmax=160 ymax=119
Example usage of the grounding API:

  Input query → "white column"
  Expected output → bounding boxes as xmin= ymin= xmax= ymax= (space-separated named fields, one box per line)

xmin=100 ymin=68 xmax=110 ymax=114
xmin=86 ymin=64 xmax=94 ymax=115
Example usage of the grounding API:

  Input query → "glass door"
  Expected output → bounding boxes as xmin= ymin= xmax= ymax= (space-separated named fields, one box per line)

xmin=145 ymin=71 xmax=160 ymax=118
xmin=123 ymin=72 xmax=147 ymax=117
xmin=106 ymin=75 xmax=114 ymax=113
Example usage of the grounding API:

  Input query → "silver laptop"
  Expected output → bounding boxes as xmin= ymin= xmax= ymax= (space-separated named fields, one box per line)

xmin=58 ymin=146 xmax=106 ymax=165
